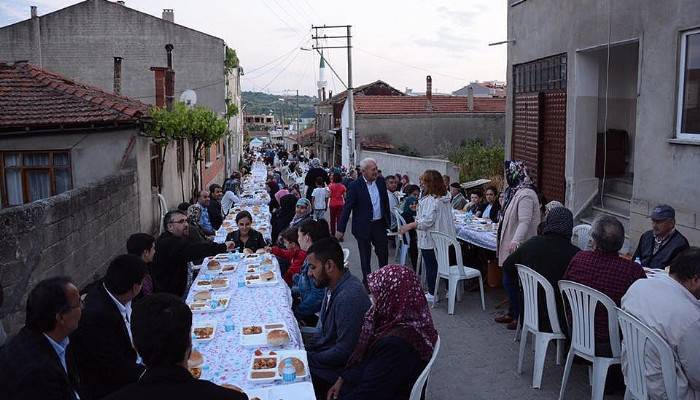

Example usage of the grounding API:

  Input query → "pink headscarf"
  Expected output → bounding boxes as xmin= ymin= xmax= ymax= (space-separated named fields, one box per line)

xmin=347 ymin=265 xmax=438 ymax=366
xmin=274 ymin=189 xmax=289 ymax=204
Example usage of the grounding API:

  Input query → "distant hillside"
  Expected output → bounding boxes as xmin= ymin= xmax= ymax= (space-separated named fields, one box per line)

xmin=242 ymin=91 xmax=317 ymax=123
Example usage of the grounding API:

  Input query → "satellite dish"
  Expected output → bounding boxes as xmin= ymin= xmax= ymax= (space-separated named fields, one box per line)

xmin=180 ymin=89 xmax=197 ymax=106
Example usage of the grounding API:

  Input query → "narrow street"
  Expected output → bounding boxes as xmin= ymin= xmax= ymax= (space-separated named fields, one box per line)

xmin=339 ymin=215 xmax=607 ymax=399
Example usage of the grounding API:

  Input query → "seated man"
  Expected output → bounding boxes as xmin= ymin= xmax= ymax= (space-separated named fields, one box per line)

xmin=502 ymin=207 xmax=580 ymax=333
xmin=152 ymin=210 xmax=234 ymax=297
xmin=305 ymin=238 xmax=371 ymax=397
xmin=71 ymin=254 xmax=147 ymax=400
xmin=0 ymin=277 xmax=82 ymax=400
xmin=197 ymin=190 xmax=215 ymax=236
xmin=126 ymin=233 xmax=156 ymax=297
xmin=563 ymin=215 xmax=646 ymax=393
xmin=207 ymin=184 xmax=224 ymax=231
xmin=633 ymin=204 xmax=689 ymax=269
xmin=622 ymin=247 xmax=700 ymax=400
xmin=103 ymin=294 xmax=246 ymax=400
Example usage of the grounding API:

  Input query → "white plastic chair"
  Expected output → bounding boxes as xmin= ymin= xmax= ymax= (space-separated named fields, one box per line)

xmin=616 ymin=308 xmax=678 ymax=400
xmin=409 ymin=336 xmax=441 ymax=400
xmin=558 ymin=280 xmax=622 ymax=400
xmin=516 ymin=264 xmax=567 ymax=389
xmin=429 ymin=231 xmax=485 ymax=314
xmin=571 ymin=224 xmax=592 ymax=250
xmin=343 ymin=248 xmax=350 ymax=268
xmin=393 ymin=208 xmax=411 ymax=266
xmin=157 ymin=193 xmax=168 ymax=234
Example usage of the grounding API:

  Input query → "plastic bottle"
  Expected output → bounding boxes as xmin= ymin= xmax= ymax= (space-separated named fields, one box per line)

xmin=465 ymin=210 xmax=473 ymax=222
xmin=224 ymin=315 xmax=234 ymax=332
xmin=282 ymin=358 xmax=296 ymax=383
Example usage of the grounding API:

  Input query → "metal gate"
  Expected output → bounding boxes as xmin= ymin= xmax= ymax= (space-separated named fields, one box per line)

xmin=512 ymin=54 xmax=567 ymax=203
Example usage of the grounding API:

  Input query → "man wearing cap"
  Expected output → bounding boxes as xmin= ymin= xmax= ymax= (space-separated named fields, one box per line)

xmin=633 ymin=205 xmax=690 ymax=270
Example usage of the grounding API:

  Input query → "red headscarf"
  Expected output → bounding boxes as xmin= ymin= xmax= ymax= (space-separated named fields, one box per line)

xmin=347 ymin=265 xmax=438 ymax=366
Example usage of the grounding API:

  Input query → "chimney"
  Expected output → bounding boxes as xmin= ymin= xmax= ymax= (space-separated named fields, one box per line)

xmin=165 ymin=44 xmax=175 ymax=111
xmin=30 ymin=6 xmax=37 ymax=18
xmin=426 ymin=75 xmax=432 ymax=100
xmin=162 ymin=9 xmax=174 ymax=23
xmin=150 ymin=67 xmax=167 ymax=107
xmin=113 ymin=57 xmax=122 ymax=95
xmin=467 ymin=85 xmax=474 ymax=111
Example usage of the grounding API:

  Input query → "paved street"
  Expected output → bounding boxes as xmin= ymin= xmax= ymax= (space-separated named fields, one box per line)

xmin=337 ymin=216 xmax=621 ymax=400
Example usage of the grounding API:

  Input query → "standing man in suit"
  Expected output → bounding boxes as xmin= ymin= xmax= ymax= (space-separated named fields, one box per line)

xmin=0 ymin=277 xmax=83 ymax=400
xmin=336 ymin=158 xmax=390 ymax=283
xmin=71 ymin=254 xmax=147 ymax=399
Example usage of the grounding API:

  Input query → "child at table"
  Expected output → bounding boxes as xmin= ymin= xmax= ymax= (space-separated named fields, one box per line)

xmin=269 ymin=227 xmax=306 ymax=285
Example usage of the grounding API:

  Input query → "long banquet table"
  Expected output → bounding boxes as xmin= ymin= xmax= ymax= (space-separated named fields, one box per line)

xmin=187 ymin=162 xmax=316 ymax=399
xmin=453 ymin=209 xmax=498 ymax=251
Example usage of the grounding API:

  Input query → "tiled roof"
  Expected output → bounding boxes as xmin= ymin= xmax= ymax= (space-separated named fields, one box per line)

xmin=0 ymin=61 xmax=148 ymax=132
xmin=320 ymin=80 xmax=404 ymax=105
xmin=354 ymin=95 xmax=505 ymax=114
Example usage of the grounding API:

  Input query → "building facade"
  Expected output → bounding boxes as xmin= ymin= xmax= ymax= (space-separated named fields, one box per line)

xmin=506 ymin=0 xmax=700 ymax=246
xmin=0 ymin=0 xmax=232 ymax=200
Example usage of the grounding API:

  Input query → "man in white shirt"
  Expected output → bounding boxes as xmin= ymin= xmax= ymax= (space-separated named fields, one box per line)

xmin=386 ymin=175 xmax=400 ymax=230
xmin=622 ymin=247 xmax=700 ymax=400
xmin=71 ymin=254 xmax=147 ymax=399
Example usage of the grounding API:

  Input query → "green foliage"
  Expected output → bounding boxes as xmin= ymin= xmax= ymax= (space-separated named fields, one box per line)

xmin=224 ymin=98 xmax=239 ymax=120
xmin=188 ymin=105 xmax=229 ymax=161
xmin=448 ymin=139 xmax=505 ymax=182
xmin=225 ymin=46 xmax=239 ymax=74
xmin=242 ymin=91 xmax=316 ymax=119
xmin=144 ymin=102 xmax=190 ymax=143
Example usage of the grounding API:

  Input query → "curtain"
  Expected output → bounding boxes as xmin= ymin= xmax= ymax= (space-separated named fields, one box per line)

xmin=55 ymin=169 xmax=71 ymax=194
xmin=4 ymin=153 xmax=22 ymax=205
xmin=27 ymin=170 xmax=50 ymax=202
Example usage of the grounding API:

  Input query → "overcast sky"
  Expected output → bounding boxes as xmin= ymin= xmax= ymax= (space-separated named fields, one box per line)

xmin=0 ymin=0 xmax=507 ymax=97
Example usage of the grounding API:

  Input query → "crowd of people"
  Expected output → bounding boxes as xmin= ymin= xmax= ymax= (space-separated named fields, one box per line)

xmin=0 ymin=142 xmax=697 ymax=400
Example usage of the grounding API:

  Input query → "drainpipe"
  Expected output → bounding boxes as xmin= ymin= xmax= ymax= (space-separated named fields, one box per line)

xmin=165 ymin=44 xmax=174 ymax=111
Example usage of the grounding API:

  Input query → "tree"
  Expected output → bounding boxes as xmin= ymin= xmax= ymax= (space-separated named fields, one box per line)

xmin=187 ymin=105 xmax=229 ymax=199
xmin=143 ymin=102 xmax=229 ymax=198
xmin=225 ymin=46 xmax=239 ymax=75
xmin=143 ymin=102 xmax=189 ymax=193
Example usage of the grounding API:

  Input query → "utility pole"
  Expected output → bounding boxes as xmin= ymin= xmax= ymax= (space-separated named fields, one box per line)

xmin=312 ymin=25 xmax=355 ymax=168
xmin=296 ymin=89 xmax=300 ymax=136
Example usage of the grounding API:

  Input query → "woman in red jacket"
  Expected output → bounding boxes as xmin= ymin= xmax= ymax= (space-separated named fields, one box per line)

xmin=270 ymin=227 xmax=307 ymax=285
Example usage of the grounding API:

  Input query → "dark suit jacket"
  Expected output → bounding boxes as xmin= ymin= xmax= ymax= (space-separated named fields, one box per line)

xmin=70 ymin=284 xmax=145 ymax=400
xmin=103 ymin=366 xmax=247 ymax=400
xmin=207 ymin=199 xmax=224 ymax=230
xmin=225 ymin=229 xmax=267 ymax=252
xmin=337 ymin=176 xmax=391 ymax=240
xmin=152 ymin=231 xmax=227 ymax=297
xmin=0 ymin=327 xmax=81 ymax=400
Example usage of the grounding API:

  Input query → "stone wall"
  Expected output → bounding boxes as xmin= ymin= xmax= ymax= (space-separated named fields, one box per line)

xmin=0 ymin=170 xmax=139 ymax=336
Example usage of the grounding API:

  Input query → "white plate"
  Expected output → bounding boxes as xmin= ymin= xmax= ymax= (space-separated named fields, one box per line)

xmin=247 ymin=350 xmax=309 ymax=383
xmin=192 ymin=321 xmax=216 ymax=342
xmin=245 ymin=272 xmax=278 ymax=287
xmin=188 ymin=295 xmax=230 ymax=313
xmin=240 ymin=322 xmax=289 ymax=347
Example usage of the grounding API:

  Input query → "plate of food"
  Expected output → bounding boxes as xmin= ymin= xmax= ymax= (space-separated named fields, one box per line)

xmin=247 ymin=349 xmax=309 ymax=383
xmin=188 ymin=349 xmax=205 ymax=379
xmin=206 ymin=259 xmax=222 ymax=271
xmin=220 ymin=264 xmax=237 ymax=274
xmin=188 ymin=295 xmax=230 ymax=313
xmin=210 ymin=277 xmax=230 ymax=291
xmin=245 ymin=270 xmax=277 ymax=287
xmin=193 ymin=290 xmax=212 ymax=302
xmin=240 ymin=322 xmax=289 ymax=347
xmin=192 ymin=322 xmax=216 ymax=341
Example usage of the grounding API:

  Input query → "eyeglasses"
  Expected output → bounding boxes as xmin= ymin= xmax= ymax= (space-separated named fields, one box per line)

xmin=170 ymin=219 xmax=188 ymax=225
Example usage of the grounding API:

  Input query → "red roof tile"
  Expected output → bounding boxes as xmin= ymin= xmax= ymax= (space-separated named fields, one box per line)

xmin=354 ymin=95 xmax=505 ymax=114
xmin=0 ymin=61 xmax=149 ymax=132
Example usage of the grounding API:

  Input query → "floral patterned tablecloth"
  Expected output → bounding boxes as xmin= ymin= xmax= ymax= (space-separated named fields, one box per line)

xmin=190 ymin=161 xmax=315 ymax=397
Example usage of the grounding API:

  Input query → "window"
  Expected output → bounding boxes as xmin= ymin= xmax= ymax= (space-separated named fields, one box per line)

xmin=204 ymin=146 xmax=211 ymax=167
xmin=513 ymin=53 xmax=567 ymax=94
xmin=677 ymin=29 xmax=700 ymax=139
xmin=149 ymin=143 xmax=162 ymax=189
xmin=0 ymin=151 xmax=72 ymax=207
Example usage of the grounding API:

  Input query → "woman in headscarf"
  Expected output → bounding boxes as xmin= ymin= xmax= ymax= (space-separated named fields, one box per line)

xmin=266 ymin=179 xmax=280 ymax=213
xmin=326 ymin=265 xmax=438 ymax=400
xmin=271 ymin=194 xmax=298 ymax=244
xmin=495 ymin=160 xmax=541 ymax=329
xmin=289 ymin=197 xmax=313 ymax=228
xmin=400 ymin=193 xmax=419 ymax=271
xmin=274 ymin=188 xmax=290 ymax=205
xmin=502 ymin=207 xmax=579 ymax=335
xmin=304 ymin=158 xmax=329 ymax=200
xmin=186 ymin=204 xmax=208 ymax=243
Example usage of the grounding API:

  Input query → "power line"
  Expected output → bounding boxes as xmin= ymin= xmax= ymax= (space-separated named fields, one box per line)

xmin=261 ymin=0 xmax=301 ymax=33
xmin=269 ymin=0 xmax=308 ymax=30
xmin=355 ymin=47 xmax=467 ymax=82
xmin=244 ymin=36 xmax=311 ymax=79
xmin=259 ymin=47 xmax=303 ymax=91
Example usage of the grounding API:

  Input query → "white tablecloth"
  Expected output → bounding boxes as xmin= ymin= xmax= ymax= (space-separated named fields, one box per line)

xmin=188 ymin=161 xmax=315 ymax=397
xmin=453 ymin=210 xmax=498 ymax=251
